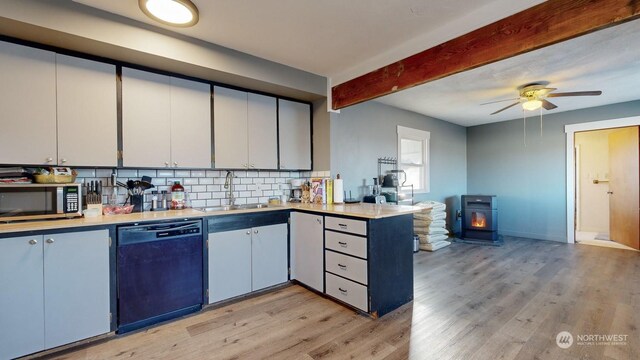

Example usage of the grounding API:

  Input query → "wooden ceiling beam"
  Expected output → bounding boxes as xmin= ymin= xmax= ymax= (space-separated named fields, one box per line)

xmin=331 ymin=0 xmax=640 ymax=110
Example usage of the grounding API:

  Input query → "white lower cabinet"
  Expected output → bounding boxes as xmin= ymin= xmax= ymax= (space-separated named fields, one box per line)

xmin=290 ymin=212 xmax=324 ymax=292
xmin=208 ymin=223 xmax=287 ymax=304
xmin=0 ymin=230 xmax=110 ymax=359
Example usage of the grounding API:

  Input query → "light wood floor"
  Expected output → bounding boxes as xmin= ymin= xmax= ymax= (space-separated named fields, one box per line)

xmin=44 ymin=237 xmax=639 ymax=360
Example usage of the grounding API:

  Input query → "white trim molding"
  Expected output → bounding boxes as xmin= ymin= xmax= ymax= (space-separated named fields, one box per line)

xmin=397 ymin=126 xmax=431 ymax=193
xmin=564 ymin=116 xmax=640 ymax=244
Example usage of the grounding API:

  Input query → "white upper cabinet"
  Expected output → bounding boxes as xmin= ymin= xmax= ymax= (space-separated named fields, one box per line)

xmin=122 ymin=68 xmax=211 ymax=168
xmin=248 ymin=93 xmax=278 ymax=169
xmin=56 ymin=54 xmax=117 ymax=167
xmin=170 ymin=77 xmax=212 ymax=168
xmin=122 ymin=68 xmax=172 ymax=168
xmin=213 ymin=87 xmax=278 ymax=170
xmin=0 ymin=41 xmax=57 ymax=165
xmin=278 ymin=99 xmax=311 ymax=170
xmin=213 ymin=86 xmax=248 ymax=169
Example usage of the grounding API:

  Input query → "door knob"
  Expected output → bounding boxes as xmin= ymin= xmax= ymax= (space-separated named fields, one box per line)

xmin=46 ymin=157 xmax=53 ymax=163
xmin=246 ymin=230 xmax=251 ymax=235
xmin=46 ymin=238 xmax=54 ymax=244
xmin=174 ymin=162 xmax=178 ymax=167
xmin=607 ymin=191 xmax=614 ymax=194
xmin=254 ymin=229 xmax=259 ymax=234
xmin=28 ymin=239 xmax=38 ymax=245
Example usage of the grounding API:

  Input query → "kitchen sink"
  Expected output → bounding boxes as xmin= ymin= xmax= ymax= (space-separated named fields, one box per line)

xmin=196 ymin=203 xmax=270 ymax=212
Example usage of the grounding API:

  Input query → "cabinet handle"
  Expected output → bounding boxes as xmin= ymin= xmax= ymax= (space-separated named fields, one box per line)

xmin=338 ymin=263 xmax=347 ymax=270
xmin=338 ymin=241 xmax=348 ymax=247
xmin=250 ymin=164 xmax=255 ymax=168
xmin=174 ymin=162 xmax=178 ymax=167
xmin=338 ymin=287 xmax=348 ymax=294
xmin=316 ymin=218 xmax=322 ymax=225
xmin=254 ymin=229 xmax=259 ymax=234
xmin=46 ymin=238 xmax=54 ymax=244
xmin=60 ymin=158 xmax=67 ymax=163
xmin=29 ymin=239 xmax=38 ymax=245
xmin=165 ymin=161 xmax=170 ymax=167
xmin=46 ymin=157 xmax=53 ymax=163
xmin=338 ymin=223 xmax=348 ymax=229
xmin=246 ymin=230 xmax=251 ymax=235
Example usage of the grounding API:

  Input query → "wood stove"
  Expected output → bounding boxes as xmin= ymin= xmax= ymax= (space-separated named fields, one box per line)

xmin=461 ymin=195 xmax=498 ymax=243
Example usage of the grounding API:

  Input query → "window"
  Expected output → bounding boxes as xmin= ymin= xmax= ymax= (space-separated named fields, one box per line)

xmin=397 ymin=126 xmax=430 ymax=192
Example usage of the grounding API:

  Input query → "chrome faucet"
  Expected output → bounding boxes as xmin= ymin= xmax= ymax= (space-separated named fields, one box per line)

xmin=224 ymin=170 xmax=236 ymax=206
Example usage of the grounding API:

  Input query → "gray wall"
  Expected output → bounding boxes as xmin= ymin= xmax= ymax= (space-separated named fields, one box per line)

xmin=467 ymin=100 xmax=640 ymax=242
xmin=330 ymin=101 xmax=468 ymax=232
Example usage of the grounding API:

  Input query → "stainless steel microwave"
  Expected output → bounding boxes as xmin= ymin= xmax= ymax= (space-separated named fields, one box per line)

xmin=0 ymin=183 xmax=82 ymax=222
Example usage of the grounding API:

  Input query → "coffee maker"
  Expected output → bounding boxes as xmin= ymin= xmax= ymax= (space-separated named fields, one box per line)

xmin=362 ymin=178 xmax=386 ymax=204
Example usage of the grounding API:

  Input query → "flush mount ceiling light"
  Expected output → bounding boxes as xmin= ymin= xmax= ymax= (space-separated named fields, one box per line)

xmin=139 ymin=0 xmax=199 ymax=27
xmin=521 ymin=99 xmax=542 ymax=111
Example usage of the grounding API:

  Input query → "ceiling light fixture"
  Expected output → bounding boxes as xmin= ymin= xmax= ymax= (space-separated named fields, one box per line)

xmin=139 ymin=0 xmax=199 ymax=27
xmin=522 ymin=99 xmax=542 ymax=111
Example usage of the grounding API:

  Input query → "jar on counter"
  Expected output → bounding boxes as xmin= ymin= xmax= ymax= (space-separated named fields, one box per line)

xmin=170 ymin=181 xmax=186 ymax=210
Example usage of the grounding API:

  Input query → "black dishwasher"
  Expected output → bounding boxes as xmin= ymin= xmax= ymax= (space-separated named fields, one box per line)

xmin=117 ymin=220 xmax=203 ymax=333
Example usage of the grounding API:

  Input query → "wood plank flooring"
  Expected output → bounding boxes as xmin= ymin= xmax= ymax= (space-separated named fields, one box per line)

xmin=42 ymin=237 xmax=639 ymax=360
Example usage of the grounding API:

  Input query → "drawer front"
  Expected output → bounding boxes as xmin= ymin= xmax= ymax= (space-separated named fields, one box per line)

xmin=325 ymin=230 xmax=367 ymax=259
xmin=325 ymin=250 xmax=368 ymax=285
xmin=325 ymin=272 xmax=368 ymax=312
xmin=325 ymin=216 xmax=367 ymax=236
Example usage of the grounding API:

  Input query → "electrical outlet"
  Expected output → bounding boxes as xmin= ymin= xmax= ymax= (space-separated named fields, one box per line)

xmin=456 ymin=209 xmax=462 ymax=219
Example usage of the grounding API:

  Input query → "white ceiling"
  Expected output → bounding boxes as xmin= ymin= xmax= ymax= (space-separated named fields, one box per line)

xmin=71 ymin=0 xmax=640 ymax=127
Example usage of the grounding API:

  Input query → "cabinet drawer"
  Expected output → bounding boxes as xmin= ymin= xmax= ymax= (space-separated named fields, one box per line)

xmin=325 ymin=216 xmax=367 ymax=236
xmin=325 ymin=272 xmax=368 ymax=312
xmin=325 ymin=230 xmax=367 ymax=259
xmin=325 ymin=250 xmax=368 ymax=285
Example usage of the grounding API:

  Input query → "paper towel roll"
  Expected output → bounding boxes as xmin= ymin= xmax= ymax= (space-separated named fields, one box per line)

xmin=333 ymin=179 xmax=344 ymax=203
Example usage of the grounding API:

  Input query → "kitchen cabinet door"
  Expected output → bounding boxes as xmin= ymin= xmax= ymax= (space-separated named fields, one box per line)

xmin=214 ymin=86 xmax=248 ymax=169
xmin=248 ymin=93 xmax=278 ymax=169
xmin=43 ymin=230 xmax=110 ymax=349
xmin=208 ymin=229 xmax=252 ymax=303
xmin=56 ymin=54 xmax=117 ymax=167
xmin=278 ymin=99 xmax=311 ymax=170
xmin=0 ymin=235 xmax=45 ymax=360
xmin=251 ymin=223 xmax=288 ymax=291
xmin=0 ymin=41 xmax=57 ymax=166
xmin=170 ymin=77 xmax=212 ymax=168
xmin=122 ymin=67 xmax=172 ymax=168
xmin=290 ymin=212 xmax=324 ymax=292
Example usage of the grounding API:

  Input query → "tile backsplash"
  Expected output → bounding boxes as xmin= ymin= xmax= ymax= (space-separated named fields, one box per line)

xmin=75 ymin=169 xmax=313 ymax=210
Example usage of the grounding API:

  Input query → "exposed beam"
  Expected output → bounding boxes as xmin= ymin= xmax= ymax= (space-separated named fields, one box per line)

xmin=331 ymin=0 xmax=640 ymax=110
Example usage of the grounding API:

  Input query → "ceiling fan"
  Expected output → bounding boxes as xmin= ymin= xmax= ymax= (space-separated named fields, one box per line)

xmin=485 ymin=83 xmax=602 ymax=115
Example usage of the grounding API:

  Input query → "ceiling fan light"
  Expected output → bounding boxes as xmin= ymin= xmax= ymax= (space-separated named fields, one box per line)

xmin=139 ymin=0 xmax=199 ymax=27
xmin=522 ymin=99 xmax=542 ymax=111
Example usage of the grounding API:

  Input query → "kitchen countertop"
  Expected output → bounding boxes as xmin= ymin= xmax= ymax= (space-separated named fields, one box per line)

xmin=0 ymin=203 xmax=422 ymax=235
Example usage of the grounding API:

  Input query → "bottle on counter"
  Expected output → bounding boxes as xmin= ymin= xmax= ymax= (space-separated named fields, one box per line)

xmin=170 ymin=181 xmax=186 ymax=210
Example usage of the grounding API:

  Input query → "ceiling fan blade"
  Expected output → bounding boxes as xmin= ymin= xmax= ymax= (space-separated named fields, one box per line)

xmin=541 ymin=99 xmax=557 ymax=110
xmin=481 ymin=98 xmax=519 ymax=105
xmin=490 ymin=102 xmax=520 ymax=115
xmin=547 ymin=91 xmax=602 ymax=97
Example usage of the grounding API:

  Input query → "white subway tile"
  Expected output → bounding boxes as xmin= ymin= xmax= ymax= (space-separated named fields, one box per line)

xmin=234 ymin=171 xmax=246 ymax=178
xmin=212 ymin=192 xmax=226 ymax=199
xmin=151 ymin=178 xmax=166 ymax=186
xmin=166 ymin=178 xmax=183 ymax=185
xmin=259 ymin=197 xmax=269 ymax=203
xmin=138 ymin=170 xmax=157 ymax=177
xmin=259 ymin=171 xmax=270 ymax=178
xmin=207 ymin=185 xmax=222 ymax=192
xmin=234 ymin=184 xmax=247 ymax=191
xmin=239 ymin=191 xmax=252 ymax=198
xmin=157 ymin=170 xmax=174 ymax=177
xmin=206 ymin=199 xmax=221 ymax=206
xmin=234 ymin=198 xmax=247 ymax=205
xmin=191 ymin=200 xmax=206 ymax=208
xmin=75 ymin=169 xmax=95 ymax=178
xmin=206 ymin=171 xmax=221 ymax=178
xmin=252 ymin=191 xmax=263 ymax=197
xmin=247 ymin=197 xmax=258 ymax=203
xmin=253 ymin=178 xmax=265 ymax=184
xmin=191 ymin=185 xmax=207 ymax=192
xmin=118 ymin=169 xmax=138 ymax=177
xmin=275 ymin=178 xmax=286 ymax=184
xmin=263 ymin=190 xmax=274 ymax=196
xmin=265 ymin=178 xmax=276 ymax=184
xmin=247 ymin=171 xmax=259 ymax=177
xmin=199 ymin=178 xmax=213 ymax=185
xmin=175 ymin=170 xmax=191 ymax=177
xmin=240 ymin=178 xmax=253 ymax=184
xmin=97 ymin=169 xmax=115 ymax=178
xmin=191 ymin=170 xmax=206 ymax=178
xmin=247 ymin=184 xmax=258 ymax=191
xmin=197 ymin=192 xmax=212 ymax=200
xmin=214 ymin=178 xmax=226 ymax=185
xmin=183 ymin=178 xmax=199 ymax=185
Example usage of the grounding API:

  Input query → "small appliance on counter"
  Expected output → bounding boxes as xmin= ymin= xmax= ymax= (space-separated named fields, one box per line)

xmin=0 ymin=183 xmax=82 ymax=222
xmin=289 ymin=178 xmax=303 ymax=203
xmin=362 ymin=177 xmax=386 ymax=204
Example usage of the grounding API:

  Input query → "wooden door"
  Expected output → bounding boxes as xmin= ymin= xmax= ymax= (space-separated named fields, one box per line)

xmin=608 ymin=126 xmax=640 ymax=250
xmin=56 ymin=54 xmax=117 ymax=167
xmin=121 ymin=67 xmax=172 ymax=168
xmin=43 ymin=230 xmax=110 ymax=349
xmin=248 ymin=93 xmax=278 ymax=169
xmin=290 ymin=212 xmax=324 ymax=292
xmin=278 ymin=99 xmax=312 ymax=170
xmin=170 ymin=77 xmax=212 ymax=168
xmin=0 ymin=235 xmax=45 ymax=360
xmin=208 ymin=229 xmax=252 ymax=303
xmin=251 ymin=223 xmax=288 ymax=291
xmin=213 ymin=86 xmax=248 ymax=169
xmin=0 ymin=41 xmax=57 ymax=165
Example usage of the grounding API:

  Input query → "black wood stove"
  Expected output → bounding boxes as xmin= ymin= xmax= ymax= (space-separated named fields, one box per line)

xmin=461 ymin=195 xmax=498 ymax=244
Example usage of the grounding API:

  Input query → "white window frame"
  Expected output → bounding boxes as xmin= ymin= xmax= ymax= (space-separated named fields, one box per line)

xmin=397 ymin=125 xmax=430 ymax=193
